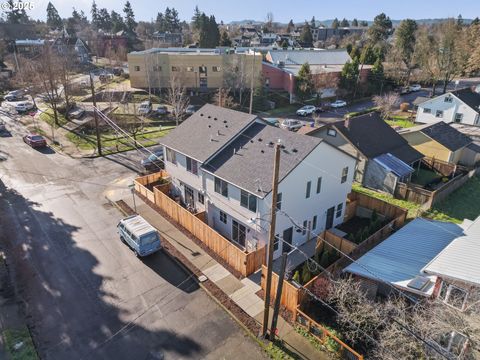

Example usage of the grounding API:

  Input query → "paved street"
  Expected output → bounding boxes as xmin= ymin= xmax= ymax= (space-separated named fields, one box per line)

xmin=0 ymin=114 xmax=267 ymax=360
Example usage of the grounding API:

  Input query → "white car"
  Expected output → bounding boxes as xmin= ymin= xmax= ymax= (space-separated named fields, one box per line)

xmin=138 ymin=101 xmax=152 ymax=115
xmin=68 ymin=107 xmax=85 ymax=119
xmin=409 ymin=84 xmax=422 ymax=92
xmin=280 ymin=119 xmax=303 ymax=132
xmin=296 ymin=105 xmax=316 ymax=116
xmin=15 ymin=101 xmax=35 ymax=113
xmin=329 ymin=100 xmax=347 ymax=108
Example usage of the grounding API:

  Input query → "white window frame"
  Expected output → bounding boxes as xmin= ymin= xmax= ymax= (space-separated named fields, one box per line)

xmin=165 ymin=148 xmax=177 ymax=164
xmin=219 ymin=211 xmax=227 ymax=224
xmin=454 ymin=113 xmax=463 ymax=122
xmin=439 ymin=281 xmax=469 ymax=311
xmin=423 ymin=107 xmax=431 ymax=114
xmin=436 ymin=110 xmax=444 ymax=118
xmin=341 ymin=167 xmax=348 ymax=183
xmin=444 ymin=96 xmax=453 ymax=103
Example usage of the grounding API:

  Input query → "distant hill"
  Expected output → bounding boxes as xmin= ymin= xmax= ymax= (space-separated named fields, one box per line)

xmin=228 ymin=18 xmax=474 ymax=27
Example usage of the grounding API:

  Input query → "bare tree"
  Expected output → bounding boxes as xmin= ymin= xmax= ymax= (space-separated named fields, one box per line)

xmin=223 ymin=55 xmax=249 ymax=108
xmin=167 ymin=73 xmax=189 ymax=126
xmin=373 ymin=92 xmax=400 ymax=119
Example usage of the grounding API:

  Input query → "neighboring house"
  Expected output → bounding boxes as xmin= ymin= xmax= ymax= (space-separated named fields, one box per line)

xmin=14 ymin=39 xmax=45 ymax=58
xmin=344 ymin=217 xmax=465 ymax=299
xmin=128 ymin=48 xmax=261 ymax=91
xmin=52 ymin=36 xmax=90 ymax=64
xmin=262 ymin=49 xmax=369 ymax=102
xmin=399 ymin=121 xmax=475 ymax=165
xmin=415 ymin=88 xmax=480 ymax=126
xmin=303 ymin=112 xmax=424 ymax=194
xmin=160 ymin=104 xmax=356 ymax=258
xmin=250 ymin=33 xmax=278 ymax=47
xmin=151 ymin=32 xmax=183 ymax=47
xmin=93 ymin=31 xmax=128 ymax=58
xmin=412 ymin=96 xmax=429 ymax=111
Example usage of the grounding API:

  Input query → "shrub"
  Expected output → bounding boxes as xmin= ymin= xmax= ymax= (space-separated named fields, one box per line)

xmin=293 ymin=270 xmax=301 ymax=284
xmin=400 ymin=102 xmax=409 ymax=112
xmin=371 ymin=209 xmax=378 ymax=223
xmin=302 ymin=262 xmax=312 ymax=284
xmin=320 ymin=248 xmax=331 ymax=268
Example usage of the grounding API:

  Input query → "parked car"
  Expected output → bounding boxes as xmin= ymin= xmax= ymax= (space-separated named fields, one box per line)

xmin=155 ymin=105 xmax=169 ymax=115
xmin=5 ymin=90 xmax=25 ymax=102
xmin=296 ymin=105 xmax=317 ymax=116
xmin=141 ymin=149 xmax=164 ymax=172
xmin=99 ymin=73 xmax=114 ymax=82
xmin=23 ymin=134 xmax=47 ymax=148
xmin=280 ymin=119 xmax=303 ymax=132
xmin=329 ymin=100 xmax=347 ymax=108
xmin=112 ymin=68 xmax=124 ymax=76
xmin=398 ymin=86 xmax=411 ymax=95
xmin=68 ymin=107 xmax=85 ymax=119
xmin=185 ymin=104 xmax=201 ymax=115
xmin=117 ymin=215 xmax=162 ymax=257
xmin=409 ymin=84 xmax=422 ymax=92
xmin=15 ymin=101 xmax=35 ymax=113
xmin=263 ymin=118 xmax=280 ymax=127
xmin=138 ymin=101 xmax=152 ymax=115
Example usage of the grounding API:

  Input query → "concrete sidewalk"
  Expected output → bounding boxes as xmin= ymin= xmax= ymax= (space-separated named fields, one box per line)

xmin=114 ymin=193 xmax=329 ymax=360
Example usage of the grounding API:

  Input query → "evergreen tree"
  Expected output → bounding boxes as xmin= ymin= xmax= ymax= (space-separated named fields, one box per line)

xmin=340 ymin=18 xmax=350 ymax=27
xmin=208 ymin=15 xmax=220 ymax=46
xmin=299 ymin=22 xmax=313 ymax=47
xmin=296 ymin=62 xmax=314 ymax=100
xmin=192 ymin=5 xmax=202 ymax=31
xmin=395 ymin=19 xmax=418 ymax=75
xmin=310 ymin=16 xmax=316 ymax=29
xmin=280 ymin=39 xmax=289 ymax=49
xmin=340 ymin=57 xmax=360 ymax=92
xmin=369 ymin=56 xmax=384 ymax=93
xmin=123 ymin=1 xmax=137 ymax=35
xmin=359 ymin=20 xmax=368 ymax=27
xmin=331 ymin=18 xmax=339 ymax=29
xmin=5 ymin=0 xmax=29 ymax=24
xmin=111 ymin=10 xmax=125 ymax=33
xmin=368 ymin=13 xmax=392 ymax=44
xmin=352 ymin=18 xmax=358 ymax=27
xmin=91 ymin=1 xmax=99 ymax=29
xmin=457 ymin=14 xmax=464 ymax=26
xmin=360 ymin=46 xmax=376 ymax=65
xmin=155 ymin=12 xmax=166 ymax=32
xmin=286 ymin=19 xmax=295 ymax=33
xmin=98 ymin=8 xmax=112 ymax=32
xmin=46 ymin=2 xmax=63 ymax=30
xmin=471 ymin=17 xmax=480 ymax=26
xmin=219 ymin=31 xmax=232 ymax=46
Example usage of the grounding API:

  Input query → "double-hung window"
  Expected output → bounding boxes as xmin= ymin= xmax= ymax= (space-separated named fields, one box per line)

xmin=276 ymin=193 xmax=282 ymax=210
xmin=165 ymin=148 xmax=176 ymax=164
xmin=439 ymin=281 xmax=468 ymax=311
xmin=240 ymin=190 xmax=257 ymax=212
xmin=214 ymin=177 xmax=228 ymax=197
xmin=341 ymin=167 xmax=348 ymax=183
xmin=305 ymin=181 xmax=311 ymax=198
xmin=316 ymin=177 xmax=322 ymax=194
xmin=336 ymin=203 xmax=343 ymax=218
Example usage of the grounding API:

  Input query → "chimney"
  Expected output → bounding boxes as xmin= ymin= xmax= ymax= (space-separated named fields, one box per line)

xmin=344 ymin=116 xmax=350 ymax=129
xmin=217 ymin=130 xmax=221 ymax=136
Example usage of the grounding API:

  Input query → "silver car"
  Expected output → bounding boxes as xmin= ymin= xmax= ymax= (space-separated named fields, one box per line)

xmin=280 ymin=119 xmax=303 ymax=132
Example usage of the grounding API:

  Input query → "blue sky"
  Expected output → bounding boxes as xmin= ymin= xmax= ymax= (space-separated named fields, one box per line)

xmin=28 ymin=0 xmax=479 ymax=23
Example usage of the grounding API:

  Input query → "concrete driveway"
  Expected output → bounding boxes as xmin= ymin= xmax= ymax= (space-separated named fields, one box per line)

xmin=0 ymin=115 xmax=266 ymax=360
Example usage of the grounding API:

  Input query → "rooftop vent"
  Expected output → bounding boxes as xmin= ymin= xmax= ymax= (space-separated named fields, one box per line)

xmin=280 ymin=144 xmax=286 ymax=149
xmin=261 ymin=149 xmax=265 ymax=153
xmin=292 ymin=148 xmax=298 ymax=153
xmin=217 ymin=130 xmax=221 ymax=136
xmin=269 ymin=141 xmax=274 ymax=146
xmin=208 ymin=125 xmax=211 ymax=128
xmin=258 ymin=138 xmax=263 ymax=142
xmin=200 ymin=113 xmax=204 ymax=116
xmin=223 ymin=120 xmax=227 ymax=123
xmin=250 ymin=140 xmax=254 ymax=143
xmin=208 ymin=115 xmax=211 ymax=119
xmin=214 ymin=117 xmax=217 ymax=120
xmin=225 ymin=125 xmax=229 ymax=128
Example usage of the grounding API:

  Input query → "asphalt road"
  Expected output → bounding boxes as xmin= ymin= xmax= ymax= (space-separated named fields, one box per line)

xmin=0 ymin=115 xmax=266 ymax=360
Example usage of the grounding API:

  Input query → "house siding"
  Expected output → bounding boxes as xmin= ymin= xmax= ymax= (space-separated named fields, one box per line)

xmin=416 ymin=93 xmax=480 ymax=126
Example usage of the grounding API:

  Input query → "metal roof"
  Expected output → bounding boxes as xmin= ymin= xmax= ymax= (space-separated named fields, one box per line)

xmin=344 ymin=218 xmax=463 ymax=296
xmin=267 ymin=49 xmax=351 ymax=66
xmin=121 ymin=215 xmax=157 ymax=237
xmin=373 ymin=153 xmax=414 ymax=178
xmin=423 ymin=217 xmax=480 ymax=286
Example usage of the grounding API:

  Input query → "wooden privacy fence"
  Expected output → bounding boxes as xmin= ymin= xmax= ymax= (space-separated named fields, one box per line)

xmin=296 ymin=309 xmax=364 ymax=360
xmin=319 ymin=230 xmax=357 ymax=255
xmin=260 ymin=265 xmax=304 ymax=314
xmin=134 ymin=175 xmax=266 ymax=277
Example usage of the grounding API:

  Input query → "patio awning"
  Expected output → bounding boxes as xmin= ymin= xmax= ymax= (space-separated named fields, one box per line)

xmin=373 ymin=153 xmax=414 ymax=178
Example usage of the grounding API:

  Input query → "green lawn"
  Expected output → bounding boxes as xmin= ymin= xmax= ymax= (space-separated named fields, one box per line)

xmin=385 ymin=116 xmax=415 ymax=128
xmin=39 ymin=109 xmax=69 ymax=127
xmin=425 ymin=176 xmax=480 ymax=223
xmin=3 ymin=328 xmax=38 ymax=360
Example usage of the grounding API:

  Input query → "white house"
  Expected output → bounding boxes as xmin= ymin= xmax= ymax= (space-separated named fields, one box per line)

xmin=160 ymin=104 xmax=357 ymax=259
xmin=415 ymin=88 xmax=480 ymax=126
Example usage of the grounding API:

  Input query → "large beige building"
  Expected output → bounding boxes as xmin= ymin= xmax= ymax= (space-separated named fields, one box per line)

xmin=127 ymin=48 xmax=262 ymax=90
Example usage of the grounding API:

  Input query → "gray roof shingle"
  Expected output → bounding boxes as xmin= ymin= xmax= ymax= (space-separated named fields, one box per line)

xmin=420 ymin=122 xmax=472 ymax=152
xmin=160 ymin=104 xmax=257 ymax=163
xmin=452 ymin=88 xmax=480 ymax=114
xmin=203 ymin=122 xmax=322 ymax=197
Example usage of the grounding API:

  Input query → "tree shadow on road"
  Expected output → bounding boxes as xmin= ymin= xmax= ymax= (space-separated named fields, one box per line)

xmin=0 ymin=180 xmax=203 ymax=360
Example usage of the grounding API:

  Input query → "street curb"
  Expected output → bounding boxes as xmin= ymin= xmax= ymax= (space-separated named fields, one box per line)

xmin=105 ymin=196 xmax=267 ymax=352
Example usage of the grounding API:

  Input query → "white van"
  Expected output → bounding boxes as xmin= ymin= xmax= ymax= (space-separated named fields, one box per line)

xmin=117 ymin=215 xmax=162 ymax=257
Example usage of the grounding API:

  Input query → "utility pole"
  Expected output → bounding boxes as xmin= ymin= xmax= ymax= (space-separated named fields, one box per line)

xmin=249 ymin=49 xmax=256 ymax=114
xmin=270 ymin=252 xmax=287 ymax=341
xmin=262 ymin=143 xmax=281 ymax=338
xmin=89 ymin=73 xmax=102 ymax=156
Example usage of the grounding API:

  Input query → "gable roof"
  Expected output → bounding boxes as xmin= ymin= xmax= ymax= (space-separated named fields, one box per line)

xmin=203 ymin=122 xmax=322 ymax=197
xmin=423 ymin=216 xmax=480 ymax=286
xmin=329 ymin=112 xmax=423 ymax=164
xmin=419 ymin=122 xmax=472 ymax=152
xmin=160 ymin=104 xmax=257 ymax=163
xmin=451 ymin=88 xmax=480 ymax=114
xmin=267 ymin=49 xmax=351 ymax=66
xmin=345 ymin=218 xmax=464 ymax=296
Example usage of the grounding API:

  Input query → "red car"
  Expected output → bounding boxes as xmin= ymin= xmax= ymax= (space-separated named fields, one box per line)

xmin=23 ymin=134 xmax=47 ymax=148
